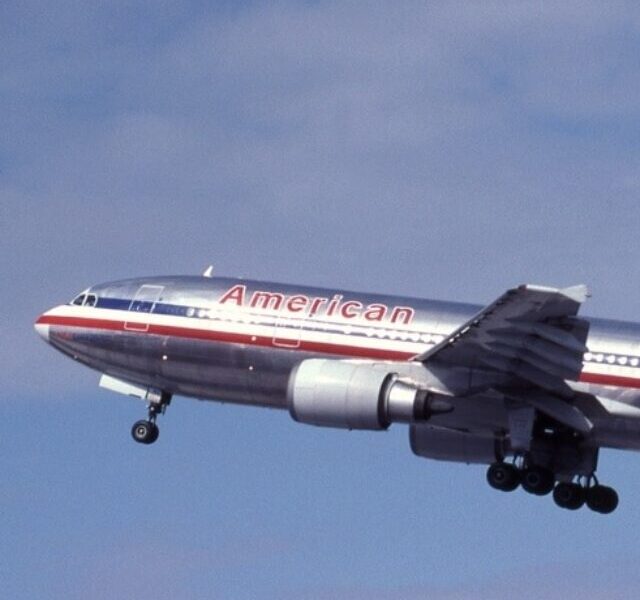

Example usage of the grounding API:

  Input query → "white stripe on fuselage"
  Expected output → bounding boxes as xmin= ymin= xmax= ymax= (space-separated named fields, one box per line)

xmin=46 ymin=304 xmax=640 ymax=382
xmin=46 ymin=304 xmax=436 ymax=355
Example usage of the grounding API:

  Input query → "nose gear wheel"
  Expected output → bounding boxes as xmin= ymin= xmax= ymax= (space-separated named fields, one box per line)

xmin=131 ymin=420 xmax=159 ymax=444
xmin=131 ymin=392 xmax=171 ymax=445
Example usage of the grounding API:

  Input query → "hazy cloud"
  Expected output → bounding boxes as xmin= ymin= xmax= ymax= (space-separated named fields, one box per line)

xmin=4 ymin=2 xmax=640 ymax=395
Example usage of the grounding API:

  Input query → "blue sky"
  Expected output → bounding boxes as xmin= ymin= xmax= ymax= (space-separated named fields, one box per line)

xmin=2 ymin=2 xmax=640 ymax=598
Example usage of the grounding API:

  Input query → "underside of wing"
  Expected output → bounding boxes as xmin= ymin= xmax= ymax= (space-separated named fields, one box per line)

xmin=415 ymin=284 xmax=591 ymax=401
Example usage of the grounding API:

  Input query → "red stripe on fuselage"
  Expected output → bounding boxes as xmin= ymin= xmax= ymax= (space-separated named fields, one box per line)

xmin=36 ymin=314 xmax=413 ymax=361
xmin=36 ymin=314 xmax=640 ymax=390
xmin=577 ymin=372 xmax=640 ymax=390
xmin=38 ymin=315 xmax=123 ymax=331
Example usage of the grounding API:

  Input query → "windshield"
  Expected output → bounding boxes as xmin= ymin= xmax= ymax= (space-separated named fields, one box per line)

xmin=84 ymin=294 xmax=97 ymax=307
xmin=72 ymin=294 xmax=86 ymax=306
xmin=70 ymin=292 xmax=97 ymax=307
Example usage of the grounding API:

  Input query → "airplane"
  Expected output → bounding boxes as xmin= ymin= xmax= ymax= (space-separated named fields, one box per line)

xmin=34 ymin=269 xmax=640 ymax=514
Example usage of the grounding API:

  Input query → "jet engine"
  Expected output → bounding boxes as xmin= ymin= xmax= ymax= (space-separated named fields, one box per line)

xmin=287 ymin=359 xmax=451 ymax=431
xmin=410 ymin=424 xmax=505 ymax=464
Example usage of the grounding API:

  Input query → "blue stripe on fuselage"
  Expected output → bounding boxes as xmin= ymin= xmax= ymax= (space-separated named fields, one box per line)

xmin=96 ymin=297 xmax=190 ymax=317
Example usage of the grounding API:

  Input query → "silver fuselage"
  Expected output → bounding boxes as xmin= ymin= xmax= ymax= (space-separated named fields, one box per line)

xmin=36 ymin=276 xmax=640 ymax=450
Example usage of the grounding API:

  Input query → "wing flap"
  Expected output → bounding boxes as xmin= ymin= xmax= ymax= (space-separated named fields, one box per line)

xmin=506 ymin=320 xmax=589 ymax=354
xmin=485 ymin=331 xmax=585 ymax=373
xmin=415 ymin=283 xmax=591 ymax=419
xmin=484 ymin=343 xmax=579 ymax=381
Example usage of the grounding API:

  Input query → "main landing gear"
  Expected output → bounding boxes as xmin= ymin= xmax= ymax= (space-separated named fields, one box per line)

xmin=552 ymin=478 xmax=619 ymax=513
xmin=131 ymin=392 xmax=171 ymax=445
xmin=487 ymin=462 xmax=555 ymax=496
xmin=487 ymin=461 xmax=619 ymax=514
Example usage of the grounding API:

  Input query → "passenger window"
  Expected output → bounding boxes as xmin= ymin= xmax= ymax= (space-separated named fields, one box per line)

xmin=72 ymin=294 xmax=86 ymax=306
xmin=85 ymin=294 xmax=97 ymax=307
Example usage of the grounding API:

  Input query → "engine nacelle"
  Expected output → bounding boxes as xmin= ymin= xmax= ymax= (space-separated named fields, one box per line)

xmin=410 ymin=424 xmax=505 ymax=464
xmin=287 ymin=359 xmax=450 ymax=430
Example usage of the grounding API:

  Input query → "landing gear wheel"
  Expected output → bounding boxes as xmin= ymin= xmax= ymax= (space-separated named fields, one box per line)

xmin=131 ymin=420 xmax=159 ymax=445
xmin=521 ymin=466 xmax=555 ymax=496
xmin=586 ymin=485 xmax=619 ymax=514
xmin=553 ymin=482 xmax=585 ymax=510
xmin=486 ymin=463 xmax=520 ymax=492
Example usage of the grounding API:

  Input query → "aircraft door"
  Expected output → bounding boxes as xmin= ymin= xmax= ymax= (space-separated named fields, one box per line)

xmin=124 ymin=285 xmax=164 ymax=332
xmin=273 ymin=313 xmax=305 ymax=348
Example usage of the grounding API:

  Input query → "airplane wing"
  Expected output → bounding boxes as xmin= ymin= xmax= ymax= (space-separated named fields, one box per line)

xmin=414 ymin=285 xmax=592 ymax=426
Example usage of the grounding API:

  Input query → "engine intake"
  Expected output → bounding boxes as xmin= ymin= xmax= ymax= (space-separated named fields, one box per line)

xmin=287 ymin=359 xmax=451 ymax=430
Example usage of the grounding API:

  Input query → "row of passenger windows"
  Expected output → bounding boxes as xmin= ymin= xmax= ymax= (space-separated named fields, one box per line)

xmin=184 ymin=306 xmax=438 ymax=342
xmin=584 ymin=352 xmax=639 ymax=367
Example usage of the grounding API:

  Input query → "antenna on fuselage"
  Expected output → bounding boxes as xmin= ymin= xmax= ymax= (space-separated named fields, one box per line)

xmin=202 ymin=265 xmax=214 ymax=278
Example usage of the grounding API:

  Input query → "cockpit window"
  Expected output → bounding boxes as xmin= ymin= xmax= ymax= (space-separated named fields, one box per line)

xmin=70 ymin=292 xmax=98 ymax=307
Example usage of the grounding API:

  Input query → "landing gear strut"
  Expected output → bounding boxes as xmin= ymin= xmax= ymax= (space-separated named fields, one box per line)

xmin=131 ymin=392 xmax=171 ymax=445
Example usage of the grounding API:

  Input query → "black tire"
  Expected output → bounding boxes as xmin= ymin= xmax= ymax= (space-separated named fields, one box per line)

xmin=553 ymin=482 xmax=585 ymax=510
xmin=147 ymin=422 xmax=159 ymax=444
xmin=586 ymin=485 xmax=619 ymax=514
xmin=131 ymin=420 xmax=159 ymax=444
xmin=486 ymin=463 xmax=520 ymax=492
xmin=521 ymin=466 xmax=555 ymax=496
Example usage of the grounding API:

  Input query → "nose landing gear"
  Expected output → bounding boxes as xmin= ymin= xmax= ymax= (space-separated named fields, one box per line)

xmin=131 ymin=392 xmax=171 ymax=445
xmin=131 ymin=419 xmax=159 ymax=444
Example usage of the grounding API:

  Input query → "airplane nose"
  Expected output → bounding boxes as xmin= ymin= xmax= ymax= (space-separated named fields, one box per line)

xmin=34 ymin=315 xmax=50 ymax=342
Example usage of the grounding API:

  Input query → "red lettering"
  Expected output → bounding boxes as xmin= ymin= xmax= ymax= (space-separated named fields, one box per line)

xmin=286 ymin=295 xmax=309 ymax=312
xmin=250 ymin=291 xmax=284 ymax=311
xmin=363 ymin=303 xmax=387 ymax=321
xmin=390 ymin=306 xmax=415 ymax=325
xmin=326 ymin=295 xmax=342 ymax=316
xmin=218 ymin=284 xmax=246 ymax=306
xmin=341 ymin=300 xmax=363 ymax=319
xmin=309 ymin=297 xmax=327 ymax=316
